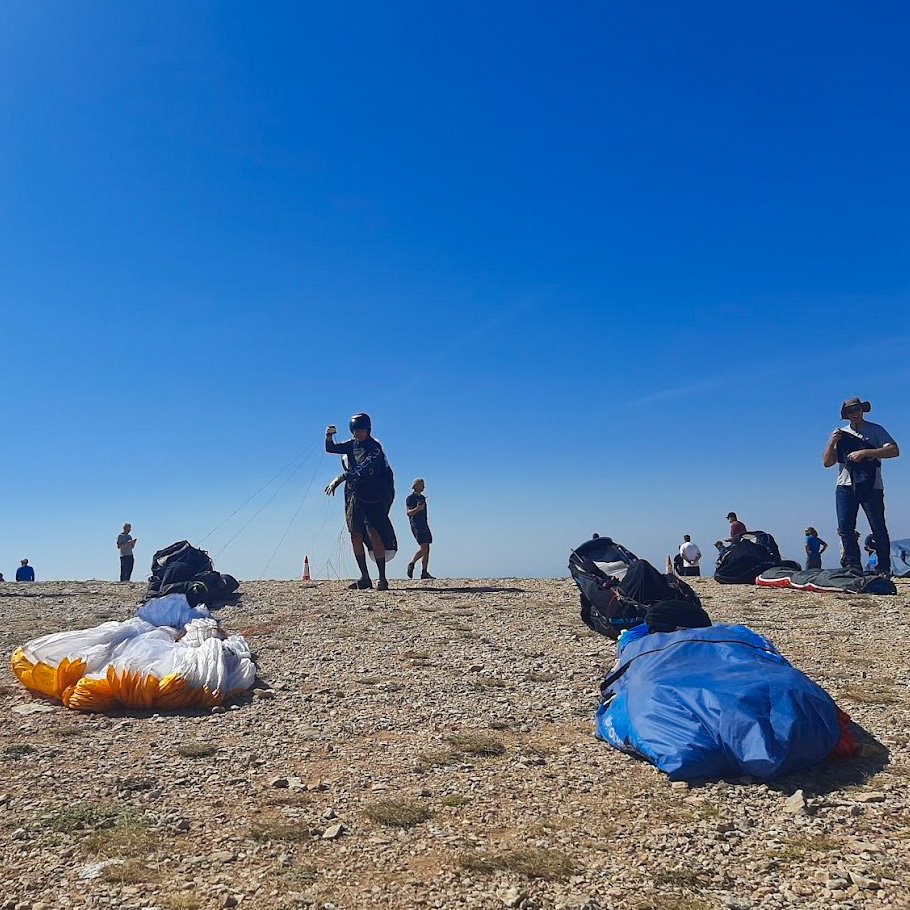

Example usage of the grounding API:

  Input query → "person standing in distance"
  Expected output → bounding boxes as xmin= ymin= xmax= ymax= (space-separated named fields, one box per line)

xmin=675 ymin=534 xmax=702 ymax=577
xmin=325 ymin=413 xmax=395 ymax=591
xmin=823 ymin=397 xmax=899 ymax=575
xmin=16 ymin=559 xmax=35 ymax=582
xmin=803 ymin=527 xmax=827 ymax=570
xmin=406 ymin=478 xmax=435 ymax=580
xmin=117 ymin=523 xmax=137 ymax=582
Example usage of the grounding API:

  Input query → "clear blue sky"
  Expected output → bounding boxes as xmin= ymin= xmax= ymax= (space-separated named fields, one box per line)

xmin=1 ymin=1 xmax=908 ymax=581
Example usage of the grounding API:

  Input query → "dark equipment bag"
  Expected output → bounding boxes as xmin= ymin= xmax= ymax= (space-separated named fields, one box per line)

xmin=570 ymin=536 xmax=708 ymax=639
xmin=715 ymin=531 xmax=800 ymax=585
xmin=145 ymin=541 xmax=240 ymax=608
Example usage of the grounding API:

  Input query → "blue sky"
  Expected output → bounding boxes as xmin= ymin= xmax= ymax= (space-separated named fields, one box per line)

xmin=1 ymin=1 xmax=908 ymax=581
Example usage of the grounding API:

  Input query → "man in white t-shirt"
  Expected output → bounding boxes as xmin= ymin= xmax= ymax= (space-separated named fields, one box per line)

xmin=674 ymin=535 xmax=702 ymax=577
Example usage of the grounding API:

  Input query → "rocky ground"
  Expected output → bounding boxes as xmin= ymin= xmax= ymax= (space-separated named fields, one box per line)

xmin=0 ymin=577 xmax=908 ymax=910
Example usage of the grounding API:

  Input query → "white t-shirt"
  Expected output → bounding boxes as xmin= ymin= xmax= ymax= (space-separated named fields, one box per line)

xmin=679 ymin=542 xmax=701 ymax=565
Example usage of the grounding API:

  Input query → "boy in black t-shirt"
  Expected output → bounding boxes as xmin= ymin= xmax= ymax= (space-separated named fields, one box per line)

xmin=406 ymin=478 xmax=435 ymax=580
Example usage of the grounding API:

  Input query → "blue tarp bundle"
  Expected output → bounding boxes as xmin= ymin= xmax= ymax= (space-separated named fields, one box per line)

xmin=596 ymin=624 xmax=842 ymax=780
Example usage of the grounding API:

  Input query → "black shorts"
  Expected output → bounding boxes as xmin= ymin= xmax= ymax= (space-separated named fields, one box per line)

xmin=346 ymin=496 xmax=388 ymax=537
xmin=411 ymin=525 xmax=433 ymax=546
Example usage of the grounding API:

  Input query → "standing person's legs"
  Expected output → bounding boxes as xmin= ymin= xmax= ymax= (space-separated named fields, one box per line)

xmin=367 ymin=528 xmax=388 ymax=588
xmin=419 ymin=543 xmax=430 ymax=573
xmin=350 ymin=531 xmax=373 ymax=588
xmin=836 ymin=486 xmax=862 ymax=569
xmin=861 ymin=490 xmax=891 ymax=574
xmin=673 ymin=554 xmax=684 ymax=575
xmin=120 ymin=554 xmax=134 ymax=582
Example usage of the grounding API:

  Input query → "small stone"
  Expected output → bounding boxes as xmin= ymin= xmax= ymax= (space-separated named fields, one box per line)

xmin=211 ymin=706 xmax=226 ymax=715
xmin=173 ymin=818 xmax=190 ymax=832
xmin=783 ymin=790 xmax=808 ymax=816
xmin=10 ymin=828 xmax=28 ymax=841
xmin=306 ymin=778 xmax=328 ymax=791
xmin=670 ymin=780 xmax=689 ymax=790
xmin=255 ymin=689 xmax=276 ymax=700
xmin=11 ymin=704 xmax=55 ymax=715
xmin=322 ymin=823 xmax=344 ymax=840
xmin=855 ymin=791 xmax=885 ymax=803
xmin=499 ymin=886 xmax=523 ymax=908
xmin=716 ymin=822 xmax=736 ymax=833
xmin=323 ymin=807 xmax=337 ymax=819
xmin=210 ymin=851 xmax=236 ymax=863
xmin=270 ymin=777 xmax=290 ymax=789
xmin=221 ymin=897 xmax=238 ymax=909
xmin=848 ymin=872 xmax=879 ymax=891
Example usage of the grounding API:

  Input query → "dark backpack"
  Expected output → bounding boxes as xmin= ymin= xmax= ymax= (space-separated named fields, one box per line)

xmin=145 ymin=541 xmax=240 ymax=607
xmin=715 ymin=532 xmax=800 ymax=585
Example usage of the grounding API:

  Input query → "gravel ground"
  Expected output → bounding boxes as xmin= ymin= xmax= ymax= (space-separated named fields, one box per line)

xmin=1 ymin=577 xmax=908 ymax=910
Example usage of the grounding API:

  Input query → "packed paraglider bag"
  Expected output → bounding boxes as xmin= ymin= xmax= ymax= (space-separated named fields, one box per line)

xmin=11 ymin=593 xmax=255 ymax=712
xmin=145 ymin=541 xmax=240 ymax=607
xmin=714 ymin=530 xmax=801 ymax=585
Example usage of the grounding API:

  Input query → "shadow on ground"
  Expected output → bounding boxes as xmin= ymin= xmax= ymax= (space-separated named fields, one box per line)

xmin=402 ymin=586 xmax=527 ymax=594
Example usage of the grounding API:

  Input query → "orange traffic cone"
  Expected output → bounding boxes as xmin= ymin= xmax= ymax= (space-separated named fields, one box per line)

xmin=301 ymin=556 xmax=311 ymax=582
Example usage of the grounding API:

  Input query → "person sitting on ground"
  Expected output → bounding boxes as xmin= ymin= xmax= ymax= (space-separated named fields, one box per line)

xmin=804 ymin=527 xmax=828 ymax=571
xmin=674 ymin=534 xmax=702 ymax=577
xmin=16 ymin=559 xmax=35 ymax=582
xmin=406 ymin=478 xmax=435 ymax=580
xmin=726 ymin=512 xmax=747 ymax=539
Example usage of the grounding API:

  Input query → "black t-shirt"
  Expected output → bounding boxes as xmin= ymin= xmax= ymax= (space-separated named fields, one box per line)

xmin=406 ymin=492 xmax=429 ymax=531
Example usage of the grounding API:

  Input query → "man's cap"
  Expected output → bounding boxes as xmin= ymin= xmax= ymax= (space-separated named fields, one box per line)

xmin=726 ymin=512 xmax=737 ymax=520
xmin=841 ymin=397 xmax=871 ymax=419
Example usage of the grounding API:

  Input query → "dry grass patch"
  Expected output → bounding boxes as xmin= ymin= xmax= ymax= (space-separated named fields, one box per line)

xmin=446 ymin=732 xmax=506 ymax=757
xmin=43 ymin=804 xmax=121 ymax=834
xmin=440 ymin=794 xmax=471 ymax=808
xmin=652 ymin=869 xmax=705 ymax=889
xmin=4 ymin=743 xmax=37 ymax=760
xmin=249 ymin=818 xmax=310 ymax=843
xmin=416 ymin=747 xmax=463 ymax=771
xmin=176 ymin=742 xmax=218 ymax=758
xmin=469 ymin=677 xmax=508 ymax=691
xmin=98 ymin=859 xmax=160 ymax=884
xmin=84 ymin=815 xmax=157 ymax=858
xmin=164 ymin=896 xmax=203 ymax=910
xmin=402 ymin=650 xmax=431 ymax=660
xmin=365 ymin=799 xmax=433 ymax=828
xmin=54 ymin=724 xmax=90 ymax=738
xmin=459 ymin=847 xmax=578 ymax=880
xmin=768 ymin=833 xmax=841 ymax=862
xmin=526 ymin=670 xmax=559 ymax=683
xmin=843 ymin=682 xmax=902 ymax=705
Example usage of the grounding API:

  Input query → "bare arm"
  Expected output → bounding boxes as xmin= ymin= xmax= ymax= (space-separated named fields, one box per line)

xmin=848 ymin=442 xmax=899 ymax=462
xmin=406 ymin=503 xmax=426 ymax=517
xmin=823 ymin=429 xmax=841 ymax=468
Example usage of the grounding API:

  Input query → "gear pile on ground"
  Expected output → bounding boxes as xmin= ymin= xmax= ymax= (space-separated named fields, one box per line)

xmin=10 ymin=593 xmax=255 ymax=711
xmin=145 ymin=540 xmax=241 ymax=607
xmin=757 ymin=566 xmax=897 ymax=594
xmin=714 ymin=530 xmax=801 ymax=584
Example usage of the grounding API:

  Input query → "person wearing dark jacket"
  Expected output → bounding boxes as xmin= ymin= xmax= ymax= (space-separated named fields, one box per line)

xmin=16 ymin=559 xmax=35 ymax=582
xmin=823 ymin=396 xmax=899 ymax=575
xmin=325 ymin=413 xmax=396 ymax=590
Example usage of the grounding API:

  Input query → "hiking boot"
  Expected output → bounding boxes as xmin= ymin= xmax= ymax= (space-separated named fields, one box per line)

xmin=406 ymin=562 xmax=415 ymax=579
xmin=376 ymin=579 xmax=389 ymax=591
xmin=420 ymin=572 xmax=436 ymax=580
xmin=348 ymin=577 xmax=373 ymax=590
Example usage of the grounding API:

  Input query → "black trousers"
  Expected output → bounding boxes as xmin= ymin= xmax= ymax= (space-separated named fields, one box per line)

xmin=120 ymin=554 xmax=134 ymax=582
